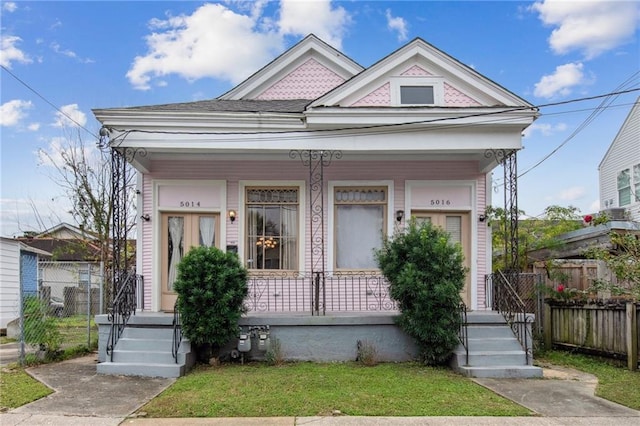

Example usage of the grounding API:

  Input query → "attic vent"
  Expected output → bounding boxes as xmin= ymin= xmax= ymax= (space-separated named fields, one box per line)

xmin=400 ymin=86 xmax=434 ymax=105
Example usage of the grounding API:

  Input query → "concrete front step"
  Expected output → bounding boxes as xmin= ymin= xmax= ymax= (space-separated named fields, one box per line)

xmin=453 ymin=350 xmax=529 ymax=367
xmin=456 ymin=365 xmax=543 ymax=379
xmin=97 ymin=361 xmax=185 ymax=378
xmin=111 ymin=349 xmax=184 ymax=364
xmin=121 ymin=326 xmax=175 ymax=340
xmin=116 ymin=337 xmax=173 ymax=351
xmin=466 ymin=325 xmax=517 ymax=339
xmin=466 ymin=312 xmax=508 ymax=324
xmin=467 ymin=337 xmax=523 ymax=351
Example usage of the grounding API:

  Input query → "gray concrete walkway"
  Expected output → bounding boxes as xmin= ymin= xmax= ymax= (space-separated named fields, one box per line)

xmin=1 ymin=353 xmax=638 ymax=426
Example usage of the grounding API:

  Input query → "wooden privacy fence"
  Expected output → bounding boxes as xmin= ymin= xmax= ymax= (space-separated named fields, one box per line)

xmin=544 ymin=300 xmax=639 ymax=370
xmin=533 ymin=260 xmax=598 ymax=291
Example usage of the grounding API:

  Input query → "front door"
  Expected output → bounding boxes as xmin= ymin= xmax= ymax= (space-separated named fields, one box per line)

xmin=161 ymin=212 xmax=219 ymax=311
xmin=411 ymin=211 xmax=471 ymax=306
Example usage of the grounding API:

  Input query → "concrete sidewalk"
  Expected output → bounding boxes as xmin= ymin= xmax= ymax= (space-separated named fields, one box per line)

xmin=1 ymin=353 xmax=638 ymax=426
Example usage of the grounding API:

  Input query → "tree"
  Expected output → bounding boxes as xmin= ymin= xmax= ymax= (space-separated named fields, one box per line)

xmin=375 ymin=220 xmax=466 ymax=365
xmin=38 ymin=127 xmax=137 ymax=301
xmin=585 ymin=232 xmax=640 ymax=299
xmin=487 ymin=205 xmax=584 ymax=271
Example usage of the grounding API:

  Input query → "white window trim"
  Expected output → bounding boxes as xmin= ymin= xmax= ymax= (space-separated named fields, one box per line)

xmin=238 ymin=180 xmax=306 ymax=272
xmin=152 ymin=179 xmax=227 ymax=312
xmin=617 ymin=168 xmax=631 ymax=207
xmin=328 ymin=180 xmax=394 ymax=272
xmin=390 ymin=76 xmax=444 ymax=106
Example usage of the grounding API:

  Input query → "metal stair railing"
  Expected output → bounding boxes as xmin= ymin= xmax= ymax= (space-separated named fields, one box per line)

xmin=106 ymin=271 xmax=139 ymax=361
xmin=458 ymin=300 xmax=469 ymax=366
xmin=172 ymin=298 xmax=182 ymax=363
xmin=491 ymin=271 xmax=534 ymax=365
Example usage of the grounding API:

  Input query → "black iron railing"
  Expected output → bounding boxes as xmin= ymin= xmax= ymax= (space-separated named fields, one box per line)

xmin=458 ymin=300 xmax=469 ymax=366
xmin=172 ymin=299 xmax=182 ymax=363
xmin=106 ymin=271 xmax=139 ymax=361
xmin=245 ymin=271 xmax=398 ymax=314
xmin=487 ymin=271 xmax=534 ymax=364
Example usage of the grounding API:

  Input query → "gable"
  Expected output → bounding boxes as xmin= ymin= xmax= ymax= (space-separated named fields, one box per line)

xmin=599 ymin=97 xmax=640 ymax=170
xmin=219 ymin=34 xmax=363 ymax=101
xmin=311 ymin=38 xmax=532 ymax=109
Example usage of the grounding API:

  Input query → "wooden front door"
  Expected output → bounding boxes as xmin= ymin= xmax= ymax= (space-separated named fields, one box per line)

xmin=411 ymin=211 xmax=471 ymax=306
xmin=161 ymin=212 xmax=219 ymax=311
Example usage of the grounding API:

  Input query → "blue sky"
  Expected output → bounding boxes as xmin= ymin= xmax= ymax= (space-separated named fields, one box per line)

xmin=1 ymin=0 xmax=639 ymax=237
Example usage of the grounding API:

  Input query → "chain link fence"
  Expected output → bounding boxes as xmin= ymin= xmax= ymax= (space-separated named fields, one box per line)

xmin=7 ymin=261 xmax=104 ymax=365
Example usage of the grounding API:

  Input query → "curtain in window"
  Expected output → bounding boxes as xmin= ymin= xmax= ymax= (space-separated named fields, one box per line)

xmin=167 ymin=217 xmax=184 ymax=291
xmin=281 ymin=205 xmax=297 ymax=269
xmin=199 ymin=216 xmax=215 ymax=247
xmin=336 ymin=205 xmax=383 ymax=269
xmin=618 ymin=169 xmax=631 ymax=206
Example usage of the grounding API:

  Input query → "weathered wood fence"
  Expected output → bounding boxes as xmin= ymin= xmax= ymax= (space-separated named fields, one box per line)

xmin=544 ymin=301 xmax=639 ymax=370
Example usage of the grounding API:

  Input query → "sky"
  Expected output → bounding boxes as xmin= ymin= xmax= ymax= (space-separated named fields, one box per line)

xmin=1 ymin=0 xmax=639 ymax=238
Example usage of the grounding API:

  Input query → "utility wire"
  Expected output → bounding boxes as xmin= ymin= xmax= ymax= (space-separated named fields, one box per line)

xmin=1 ymin=64 xmax=99 ymax=139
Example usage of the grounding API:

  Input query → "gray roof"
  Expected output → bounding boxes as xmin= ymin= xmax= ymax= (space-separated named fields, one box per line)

xmin=111 ymin=99 xmax=312 ymax=114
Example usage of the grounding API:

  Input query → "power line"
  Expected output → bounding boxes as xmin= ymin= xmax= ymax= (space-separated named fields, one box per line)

xmin=1 ymin=64 xmax=99 ymax=139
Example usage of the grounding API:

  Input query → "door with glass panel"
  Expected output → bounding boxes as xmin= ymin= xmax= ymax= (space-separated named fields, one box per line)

xmin=411 ymin=211 xmax=471 ymax=305
xmin=161 ymin=213 xmax=219 ymax=311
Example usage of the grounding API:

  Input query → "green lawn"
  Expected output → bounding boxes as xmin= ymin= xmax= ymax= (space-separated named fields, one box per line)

xmin=0 ymin=368 xmax=52 ymax=410
xmin=536 ymin=350 xmax=640 ymax=410
xmin=140 ymin=362 xmax=532 ymax=417
xmin=54 ymin=315 xmax=98 ymax=349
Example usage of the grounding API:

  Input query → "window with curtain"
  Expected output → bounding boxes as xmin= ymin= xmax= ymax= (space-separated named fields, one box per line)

xmin=246 ymin=188 xmax=298 ymax=270
xmin=634 ymin=164 xmax=640 ymax=203
xmin=334 ymin=187 xmax=387 ymax=269
xmin=618 ymin=168 xmax=631 ymax=206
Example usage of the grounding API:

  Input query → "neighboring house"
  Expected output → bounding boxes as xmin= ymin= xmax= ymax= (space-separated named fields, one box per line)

xmin=17 ymin=223 xmax=104 ymax=302
xmin=599 ymin=97 xmax=640 ymax=222
xmin=0 ymin=237 xmax=51 ymax=331
xmin=95 ymin=35 xmax=537 ymax=314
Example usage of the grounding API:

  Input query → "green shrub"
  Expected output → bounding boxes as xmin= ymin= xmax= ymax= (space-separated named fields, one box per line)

xmin=375 ymin=220 xmax=466 ymax=365
xmin=22 ymin=296 xmax=62 ymax=357
xmin=174 ymin=246 xmax=248 ymax=358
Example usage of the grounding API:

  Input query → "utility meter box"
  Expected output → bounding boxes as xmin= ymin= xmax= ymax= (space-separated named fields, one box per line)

xmin=238 ymin=334 xmax=251 ymax=352
xmin=258 ymin=334 xmax=270 ymax=352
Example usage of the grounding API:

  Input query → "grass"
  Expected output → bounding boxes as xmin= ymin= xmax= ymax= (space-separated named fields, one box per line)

xmin=54 ymin=315 xmax=98 ymax=349
xmin=140 ymin=362 xmax=533 ymax=418
xmin=0 ymin=336 xmax=16 ymax=344
xmin=0 ymin=367 xmax=52 ymax=410
xmin=536 ymin=350 xmax=640 ymax=410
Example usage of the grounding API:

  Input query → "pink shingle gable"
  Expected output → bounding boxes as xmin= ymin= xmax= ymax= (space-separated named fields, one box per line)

xmin=256 ymin=58 xmax=346 ymax=100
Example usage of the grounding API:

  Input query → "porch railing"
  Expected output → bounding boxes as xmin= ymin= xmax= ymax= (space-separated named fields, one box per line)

xmin=245 ymin=271 xmax=398 ymax=314
xmin=106 ymin=271 xmax=140 ymax=361
xmin=458 ymin=300 xmax=469 ymax=366
xmin=486 ymin=271 xmax=534 ymax=364
xmin=172 ymin=298 xmax=182 ymax=363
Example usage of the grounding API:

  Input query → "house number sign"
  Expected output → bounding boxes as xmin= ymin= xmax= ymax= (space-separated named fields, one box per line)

xmin=410 ymin=184 xmax=472 ymax=209
xmin=158 ymin=184 xmax=221 ymax=209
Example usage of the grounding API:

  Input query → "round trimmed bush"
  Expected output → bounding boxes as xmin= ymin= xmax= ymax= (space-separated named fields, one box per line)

xmin=173 ymin=246 xmax=248 ymax=358
xmin=376 ymin=220 xmax=466 ymax=365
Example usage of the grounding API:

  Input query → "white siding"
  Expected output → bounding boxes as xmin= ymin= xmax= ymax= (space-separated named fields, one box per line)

xmin=0 ymin=238 xmax=20 ymax=329
xmin=599 ymin=99 xmax=640 ymax=221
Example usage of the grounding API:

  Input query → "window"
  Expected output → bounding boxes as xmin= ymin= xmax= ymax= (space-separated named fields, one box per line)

xmin=618 ymin=168 xmax=631 ymax=206
xmin=400 ymin=86 xmax=434 ymax=105
xmin=334 ymin=187 xmax=387 ymax=269
xmin=634 ymin=164 xmax=640 ymax=203
xmin=246 ymin=188 xmax=298 ymax=270
xmin=391 ymin=76 xmax=443 ymax=106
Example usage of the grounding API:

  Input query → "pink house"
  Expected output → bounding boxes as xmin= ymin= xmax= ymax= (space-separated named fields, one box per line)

xmin=94 ymin=35 xmax=541 ymax=378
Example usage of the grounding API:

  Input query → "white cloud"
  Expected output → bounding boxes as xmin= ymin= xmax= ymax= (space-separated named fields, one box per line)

xmin=533 ymin=62 xmax=585 ymax=98
xmin=3 ymin=2 xmax=17 ymax=12
xmin=385 ymin=9 xmax=408 ymax=42
xmin=279 ymin=0 xmax=350 ymax=48
xmin=52 ymin=104 xmax=87 ymax=128
xmin=523 ymin=122 xmax=567 ymax=138
xmin=28 ymin=122 xmax=41 ymax=131
xmin=0 ymin=99 xmax=33 ymax=126
xmin=50 ymin=42 xmax=95 ymax=64
xmin=557 ymin=186 xmax=586 ymax=202
xmin=127 ymin=0 xmax=351 ymax=90
xmin=0 ymin=35 xmax=32 ymax=68
xmin=531 ymin=0 xmax=640 ymax=59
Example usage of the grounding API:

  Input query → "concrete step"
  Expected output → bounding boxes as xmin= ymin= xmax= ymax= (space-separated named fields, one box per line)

xmin=116 ymin=337 xmax=173 ymax=351
xmin=456 ymin=365 xmax=543 ymax=379
xmin=111 ymin=349 xmax=181 ymax=364
xmin=453 ymin=350 xmax=528 ymax=367
xmin=466 ymin=325 xmax=516 ymax=339
xmin=466 ymin=311 xmax=507 ymax=324
xmin=121 ymin=326 xmax=175 ymax=340
xmin=97 ymin=361 xmax=185 ymax=378
xmin=467 ymin=337 xmax=523 ymax=351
